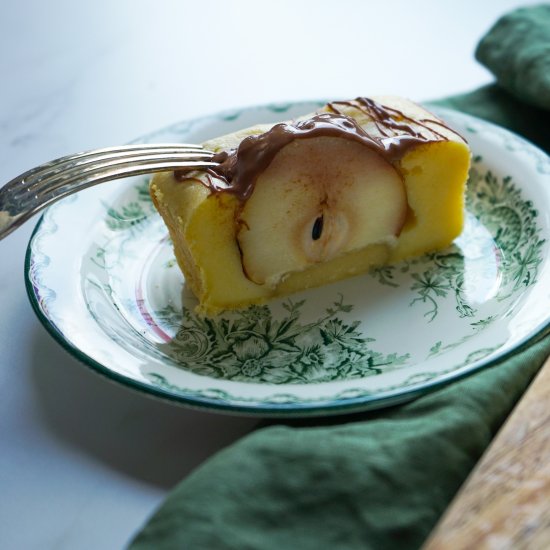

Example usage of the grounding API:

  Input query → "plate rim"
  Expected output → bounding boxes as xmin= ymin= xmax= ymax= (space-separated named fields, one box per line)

xmin=24 ymin=102 xmax=550 ymax=417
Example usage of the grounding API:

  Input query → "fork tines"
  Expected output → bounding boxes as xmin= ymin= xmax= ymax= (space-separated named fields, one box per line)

xmin=12 ymin=144 xmax=216 ymax=201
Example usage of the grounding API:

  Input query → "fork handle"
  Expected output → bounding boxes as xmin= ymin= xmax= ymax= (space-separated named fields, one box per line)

xmin=0 ymin=157 xmax=215 ymax=241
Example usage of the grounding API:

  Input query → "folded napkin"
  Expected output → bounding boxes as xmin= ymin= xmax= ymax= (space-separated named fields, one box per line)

xmin=130 ymin=6 xmax=550 ymax=549
xmin=433 ymin=3 xmax=550 ymax=155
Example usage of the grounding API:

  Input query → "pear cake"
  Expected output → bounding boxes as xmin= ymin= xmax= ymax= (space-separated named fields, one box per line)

xmin=150 ymin=96 xmax=471 ymax=315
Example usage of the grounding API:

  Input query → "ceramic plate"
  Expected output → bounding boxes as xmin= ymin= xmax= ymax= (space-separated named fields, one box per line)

xmin=26 ymin=102 xmax=550 ymax=416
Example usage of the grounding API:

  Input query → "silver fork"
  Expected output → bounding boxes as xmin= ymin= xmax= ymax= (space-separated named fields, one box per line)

xmin=0 ymin=143 xmax=217 ymax=240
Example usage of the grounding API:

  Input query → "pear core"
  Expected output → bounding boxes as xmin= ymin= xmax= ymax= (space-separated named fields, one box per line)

xmin=236 ymin=137 xmax=407 ymax=287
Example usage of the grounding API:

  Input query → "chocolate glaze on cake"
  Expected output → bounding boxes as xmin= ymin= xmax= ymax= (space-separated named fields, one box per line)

xmin=175 ymin=97 xmax=464 ymax=201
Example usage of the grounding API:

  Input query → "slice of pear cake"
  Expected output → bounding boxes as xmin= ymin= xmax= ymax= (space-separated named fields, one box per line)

xmin=150 ymin=96 xmax=470 ymax=315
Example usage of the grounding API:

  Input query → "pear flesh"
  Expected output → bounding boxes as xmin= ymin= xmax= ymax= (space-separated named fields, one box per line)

xmin=236 ymin=136 xmax=408 ymax=287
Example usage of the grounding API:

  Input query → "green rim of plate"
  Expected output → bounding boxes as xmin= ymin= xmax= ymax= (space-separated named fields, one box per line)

xmin=24 ymin=103 xmax=550 ymax=417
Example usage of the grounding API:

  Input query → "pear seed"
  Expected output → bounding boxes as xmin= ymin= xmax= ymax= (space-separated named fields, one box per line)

xmin=312 ymin=215 xmax=324 ymax=241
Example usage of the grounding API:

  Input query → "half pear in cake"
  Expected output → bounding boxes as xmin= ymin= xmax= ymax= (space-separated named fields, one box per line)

xmin=150 ymin=96 xmax=471 ymax=315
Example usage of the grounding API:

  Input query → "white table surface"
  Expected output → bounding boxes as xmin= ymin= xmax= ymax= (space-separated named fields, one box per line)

xmin=0 ymin=1 xmax=532 ymax=548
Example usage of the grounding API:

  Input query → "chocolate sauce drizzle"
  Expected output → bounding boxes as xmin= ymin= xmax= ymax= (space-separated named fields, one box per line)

xmin=175 ymin=97 xmax=465 ymax=201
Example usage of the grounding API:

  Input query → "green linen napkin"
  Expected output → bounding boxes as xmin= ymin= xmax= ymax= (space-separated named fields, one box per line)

xmin=130 ymin=6 xmax=550 ymax=549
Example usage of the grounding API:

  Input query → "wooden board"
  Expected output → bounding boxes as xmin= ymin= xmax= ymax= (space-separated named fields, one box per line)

xmin=423 ymin=355 xmax=550 ymax=549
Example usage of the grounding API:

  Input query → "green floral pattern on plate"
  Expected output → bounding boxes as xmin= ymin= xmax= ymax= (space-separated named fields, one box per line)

xmin=154 ymin=297 xmax=409 ymax=384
